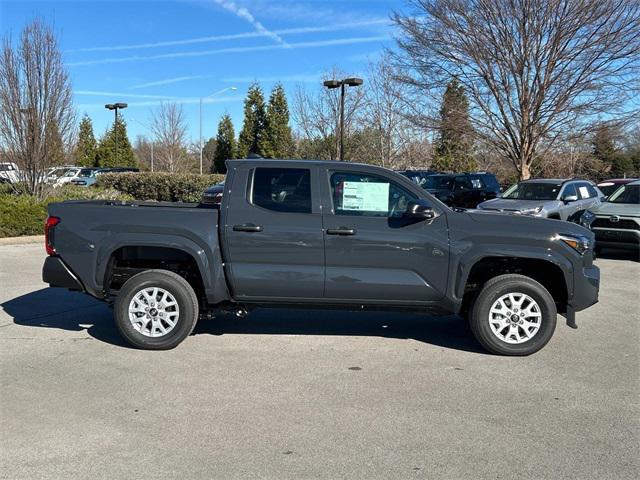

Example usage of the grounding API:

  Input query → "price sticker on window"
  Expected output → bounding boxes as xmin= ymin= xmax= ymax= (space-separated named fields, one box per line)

xmin=342 ymin=182 xmax=389 ymax=212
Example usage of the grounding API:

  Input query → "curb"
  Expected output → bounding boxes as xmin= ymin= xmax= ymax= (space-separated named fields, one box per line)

xmin=0 ymin=235 xmax=44 ymax=246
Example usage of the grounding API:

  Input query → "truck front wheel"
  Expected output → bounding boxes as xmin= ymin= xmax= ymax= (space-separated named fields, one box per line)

xmin=469 ymin=274 xmax=557 ymax=356
xmin=114 ymin=269 xmax=199 ymax=350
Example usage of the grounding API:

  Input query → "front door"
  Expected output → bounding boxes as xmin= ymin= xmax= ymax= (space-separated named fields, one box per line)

xmin=223 ymin=166 xmax=324 ymax=299
xmin=322 ymin=170 xmax=450 ymax=304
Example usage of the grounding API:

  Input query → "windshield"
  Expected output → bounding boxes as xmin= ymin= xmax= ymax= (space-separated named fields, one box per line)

xmin=63 ymin=169 xmax=80 ymax=177
xmin=424 ymin=175 xmax=454 ymax=189
xmin=79 ymin=168 xmax=95 ymax=177
xmin=502 ymin=182 xmax=561 ymax=200
xmin=608 ymin=184 xmax=640 ymax=204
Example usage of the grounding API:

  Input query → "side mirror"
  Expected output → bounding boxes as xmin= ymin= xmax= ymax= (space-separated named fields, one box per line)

xmin=563 ymin=195 xmax=578 ymax=203
xmin=405 ymin=200 xmax=436 ymax=220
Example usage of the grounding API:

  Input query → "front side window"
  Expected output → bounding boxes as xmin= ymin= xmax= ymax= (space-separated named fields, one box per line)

xmin=561 ymin=183 xmax=577 ymax=199
xmin=251 ymin=168 xmax=311 ymax=213
xmin=576 ymin=182 xmax=594 ymax=199
xmin=330 ymin=172 xmax=417 ymax=217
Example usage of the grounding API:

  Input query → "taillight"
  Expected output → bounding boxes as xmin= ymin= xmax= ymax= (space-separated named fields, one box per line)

xmin=45 ymin=216 xmax=61 ymax=256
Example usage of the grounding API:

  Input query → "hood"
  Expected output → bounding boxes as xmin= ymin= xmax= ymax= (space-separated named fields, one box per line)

xmin=590 ymin=202 xmax=640 ymax=217
xmin=478 ymin=198 xmax=556 ymax=212
xmin=466 ymin=209 xmax=591 ymax=237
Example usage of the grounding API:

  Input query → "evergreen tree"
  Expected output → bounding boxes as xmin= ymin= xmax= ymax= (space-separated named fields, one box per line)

xmin=591 ymin=123 xmax=633 ymax=177
xmin=74 ymin=115 xmax=97 ymax=167
xmin=433 ymin=78 xmax=476 ymax=172
xmin=95 ymin=117 xmax=136 ymax=167
xmin=213 ymin=113 xmax=236 ymax=174
xmin=237 ymin=83 xmax=266 ymax=158
xmin=260 ymin=83 xmax=294 ymax=158
xmin=203 ymin=137 xmax=217 ymax=172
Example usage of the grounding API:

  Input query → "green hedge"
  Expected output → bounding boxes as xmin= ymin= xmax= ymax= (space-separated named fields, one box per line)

xmin=96 ymin=172 xmax=225 ymax=202
xmin=0 ymin=186 xmax=132 ymax=238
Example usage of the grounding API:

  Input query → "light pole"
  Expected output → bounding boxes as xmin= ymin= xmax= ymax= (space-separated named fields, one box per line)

xmin=323 ymin=78 xmax=363 ymax=161
xmin=199 ymin=86 xmax=237 ymax=174
xmin=105 ymin=103 xmax=128 ymax=165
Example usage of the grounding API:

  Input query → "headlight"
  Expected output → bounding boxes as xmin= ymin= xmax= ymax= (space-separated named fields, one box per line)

xmin=520 ymin=206 xmax=543 ymax=215
xmin=555 ymin=233 xmax=591 ymax=255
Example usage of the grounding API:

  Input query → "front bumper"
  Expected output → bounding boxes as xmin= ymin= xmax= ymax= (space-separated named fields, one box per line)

xmin=42 ymin=256 xmax=85 ymax=291
xmin=571 ymin=265 xmax=600 ymax=312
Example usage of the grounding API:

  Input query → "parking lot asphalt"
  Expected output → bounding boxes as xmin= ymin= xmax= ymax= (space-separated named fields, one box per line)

xmin=1 ymin=243 xmax=639 ymax=480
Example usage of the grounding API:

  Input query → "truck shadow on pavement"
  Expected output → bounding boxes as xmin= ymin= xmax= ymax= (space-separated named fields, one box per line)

xmin=3 ymin=288 xmax=486 ymax=353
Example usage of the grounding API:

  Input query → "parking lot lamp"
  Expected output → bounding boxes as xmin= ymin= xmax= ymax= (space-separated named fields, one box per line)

xmin=105 ymin=103 xmax=128 ymax=166
xmin=323 ymin=77 xmax=363 ymax=161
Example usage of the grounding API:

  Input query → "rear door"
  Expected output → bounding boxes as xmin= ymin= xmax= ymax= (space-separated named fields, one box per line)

xmin=223 ymin=165 xmax=324 ymax=299
xmin=322 ymin=169 xmax=450 ymax=304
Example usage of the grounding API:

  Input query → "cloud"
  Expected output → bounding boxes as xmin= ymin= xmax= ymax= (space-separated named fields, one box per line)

xmin=66 ymin=18 xmax=389 ymax=53
xmin=222 ymin=73 xmax=322 ymax=83
xmin=67 ymin=35 xmax=390 ymax=67
xmin=129 ymin=75 xmax=209 ymax=89
xmin=213 ymin=0 xmax=288 ymax=46
xmin=73 ymin=90 xmax=179 ymax=99
xmin=76 ymin=95 xmax=241 ymax=110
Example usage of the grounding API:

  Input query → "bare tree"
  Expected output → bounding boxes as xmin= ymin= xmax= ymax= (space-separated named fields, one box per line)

xmin=0 ymin=19 xmax=75 ymax=196
xmin=150 ymin=102 xmax=192 ymax=173
xmin=393 ymin=0 xmax=640 ymax=179
xmin=362 ymin=54 xmax=432 ymax=168
xmin=292 ymin=67 xmax=367 ymax=160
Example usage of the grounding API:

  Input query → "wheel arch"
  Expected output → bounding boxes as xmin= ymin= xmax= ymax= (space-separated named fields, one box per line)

xmin=456 ymin=253 xmax=571 ymax=314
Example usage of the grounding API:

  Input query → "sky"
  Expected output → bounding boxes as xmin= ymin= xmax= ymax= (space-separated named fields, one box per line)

xmin=0 ymin=0 xmax=403 ymax=143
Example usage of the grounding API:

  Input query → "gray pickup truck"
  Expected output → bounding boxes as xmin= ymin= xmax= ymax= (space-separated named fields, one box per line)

xmin=42 ymin=160 xmax=600 ymax=355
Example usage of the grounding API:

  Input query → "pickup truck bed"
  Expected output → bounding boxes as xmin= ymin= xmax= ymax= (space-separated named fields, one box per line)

xmin=43 ymin=159 xmax=599 ymax=355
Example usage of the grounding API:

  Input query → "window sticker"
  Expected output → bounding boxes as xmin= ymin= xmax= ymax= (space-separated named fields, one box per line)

xmin=578 ymin=186 xmax=589 ymax=198
xmin=342 ymin=181 xmax=389 ymax=212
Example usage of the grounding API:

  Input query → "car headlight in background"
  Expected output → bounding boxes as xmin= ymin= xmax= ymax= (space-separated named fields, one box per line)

xmin=555 ymin=233 xmax=592 ymax=255
xmin=577 ymin=210 xmax=595 ymax=229
xmin=520 ymin=206 xmax=543 ymax=215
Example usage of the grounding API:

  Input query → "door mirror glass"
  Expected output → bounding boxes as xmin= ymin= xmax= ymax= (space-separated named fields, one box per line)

xmin=405 ymin=200 xmax=436 ymax=219
xmin=563 ymin=194 xmax=578 ymax=203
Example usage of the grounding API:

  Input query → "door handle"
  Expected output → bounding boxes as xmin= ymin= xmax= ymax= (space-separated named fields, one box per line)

xmin=233 ymin=224 xmax=263 ymax=233
xmin=326 ymin=227 xmax=356 ymax=236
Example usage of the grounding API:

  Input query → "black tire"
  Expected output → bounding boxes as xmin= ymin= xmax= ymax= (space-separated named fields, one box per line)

xmin=114 ymin=269 xmax=199 ymax=350
xmin=469 ymin=274 xmax=557 ymax=356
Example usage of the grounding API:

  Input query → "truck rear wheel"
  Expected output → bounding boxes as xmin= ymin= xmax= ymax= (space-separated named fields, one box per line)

xmin=469 ymin=274 xmax=557 ymax=356
xmin=114 ymin=269 xmax=199 ymax=350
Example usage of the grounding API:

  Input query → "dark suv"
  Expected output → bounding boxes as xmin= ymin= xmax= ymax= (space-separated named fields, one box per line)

xmin=423 ymin=172 xmax=501 ymax=208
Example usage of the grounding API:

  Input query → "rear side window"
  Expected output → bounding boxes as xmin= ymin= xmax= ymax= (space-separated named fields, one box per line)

xmin=251 ymin=168 xmax=312 ymax=214
xmin=576 ymin=182 xmax=597 ymax=199
xmin=479 ymin=174 xmax=500 ymax=191
xmin=468 ymin=176 xmax=486 ymax=189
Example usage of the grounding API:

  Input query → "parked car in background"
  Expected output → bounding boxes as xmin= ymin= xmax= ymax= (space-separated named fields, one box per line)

xmin=70 ymin=168 xmax=100 ymax=187
xmin=397 ymin=170 xmax=436 ymax=188
xmin=45 ymin=166 xmax=75 ymax=184
xmin=0 ymin=162 xmax=21 ymax=183
xmin=55 ymin=167 xmax=82 ymax=186
xmin=478 ymin=178 xmax=602 ymax=221
xmin=70 ymin=167 xmax=140 ymax=187
xmin=596 ymin=178 xmax=637 ymax=198
xmin=422 ymin=172 xmax=501 ymax=208
xmin=201 ymin=181 xmax=225 ymax=205
xmin=588 ymin=180 xmax=640 ymax=254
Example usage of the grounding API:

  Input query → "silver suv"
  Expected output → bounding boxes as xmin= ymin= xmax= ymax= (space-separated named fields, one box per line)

xmin=477 ymin=179 xmax=603 ymax=220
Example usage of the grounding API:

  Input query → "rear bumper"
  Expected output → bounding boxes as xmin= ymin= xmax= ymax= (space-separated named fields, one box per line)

xmin=42 ymin=256 xmax=85 ymax=291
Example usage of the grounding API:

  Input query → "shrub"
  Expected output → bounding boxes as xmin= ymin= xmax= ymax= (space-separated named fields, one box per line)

xmin=96 ymin=172 xmax=225 ymax=202
xmin=0 ymin=187 xmax=132 ymax=238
